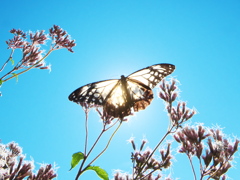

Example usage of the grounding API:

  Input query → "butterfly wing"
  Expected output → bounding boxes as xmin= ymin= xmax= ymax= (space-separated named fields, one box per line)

xmin=126 ymin=79 xmax=153 ymax=112
xmin=128 ymin=63 xmax=175 ymax=89
xmin=68 ymin=79 xmax=120 ymax=107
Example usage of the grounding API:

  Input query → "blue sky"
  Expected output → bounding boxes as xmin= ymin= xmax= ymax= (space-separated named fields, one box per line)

xmin=0 ymin=0 xmax=240 ymax=179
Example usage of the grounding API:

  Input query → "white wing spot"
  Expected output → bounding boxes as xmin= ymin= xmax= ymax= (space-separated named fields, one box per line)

xmin=94 ymin=93 xmax=100 ymax=98
xmin=149 ymin=76 xmax=154 ymax=81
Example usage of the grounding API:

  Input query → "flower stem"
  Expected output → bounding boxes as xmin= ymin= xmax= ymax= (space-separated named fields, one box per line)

xmin=1 ymin=49 xmax=53 ymax=83
xmin=188 ymin=154 xmax=197 ymax=180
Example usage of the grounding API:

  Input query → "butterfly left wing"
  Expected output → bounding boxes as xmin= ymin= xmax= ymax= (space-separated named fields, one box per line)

xmin=68 ymin=79 xmax=120 ymax=107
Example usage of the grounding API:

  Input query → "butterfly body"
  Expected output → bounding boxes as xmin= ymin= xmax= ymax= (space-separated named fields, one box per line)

xmin=69 ymin=63 xmax=175 ymax=118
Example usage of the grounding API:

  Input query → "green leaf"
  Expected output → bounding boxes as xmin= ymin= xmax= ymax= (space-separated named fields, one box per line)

xmin=12 ymin=73 xmax=18 ymax=82
xmin=10 ymin=58 xmax=14 ymax=65
xmin=86 ymin=166 xmax=109 ymax=180
xmin=69 ymin=152 xmax=84 ymax=171
xmin=0 ymin=80 xmax=3 ymax=86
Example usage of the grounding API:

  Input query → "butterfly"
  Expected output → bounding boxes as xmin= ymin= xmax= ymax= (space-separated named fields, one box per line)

xmin=69 ymin=63 xmax=175 ymax=119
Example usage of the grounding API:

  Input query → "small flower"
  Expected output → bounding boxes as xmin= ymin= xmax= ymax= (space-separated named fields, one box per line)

xmin=127 ymin=136 xmax=136 ymax=151
xmin=30 ymin=30 xmax=48 ymax=45
xmin=49 ymin=25 xmax=76 ymax=52
xmin=140 ymin=138 xmax=148 ymax=151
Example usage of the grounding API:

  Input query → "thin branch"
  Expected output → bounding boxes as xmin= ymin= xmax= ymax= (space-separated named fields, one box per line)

xmin=188 ymin=154 xmax=197 ymax=180
xmin=84 ymin=110 xmax=89 ymax=155
xmin=141 ymin=169 xmax=157 ymax=180
xmin=88 ymin=120 xmax=123 ymax=165
xmin=75 ymin=125 xmax=105 ymax=180
xmin=0 ymin=49 xmax=15 ymax=72
xmin=75 ymin=120 xmax=123 ymax=180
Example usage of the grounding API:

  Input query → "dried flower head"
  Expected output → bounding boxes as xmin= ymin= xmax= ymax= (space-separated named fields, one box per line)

xmin=49 ymin=25 xmax=76 ymax=52
xmin=121 ymin=138 xmax=173 ymax=180
xmin=0 ymin=141 xmax=57 ymax=179
xmin=174 ymin=125 xmax=239 ymax=179
xmin=1 ymin=25 xmax=76 ymax=93
xmin=159 ymin=79 xmax=195 ymax=129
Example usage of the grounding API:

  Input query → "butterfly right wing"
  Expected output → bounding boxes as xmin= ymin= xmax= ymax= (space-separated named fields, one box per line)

xmin=68 ymin=79 xmax=120 ymax=107
xmin=128 ymin=63 xmax=175 ymax=89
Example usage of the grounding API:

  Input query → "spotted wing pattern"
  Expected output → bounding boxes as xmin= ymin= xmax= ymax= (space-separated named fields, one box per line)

xmin=69 ymin=63 xmax=175 ymax=118
xmin=68 ymin=79 xmax=120 ymax=107
xmin=128 ymin=64 xmax=175 ymax=89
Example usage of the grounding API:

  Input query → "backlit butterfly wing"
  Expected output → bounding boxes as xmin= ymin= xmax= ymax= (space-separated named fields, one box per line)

xmin=119 ymin=63 xmax=175 ymax=117
xmin=68 ymin=79 xmax=120 ymax=107
xmin=127 ymin=64 xmax=175 ymax=89
xmin=69 ymin=63 xmax=175 ymax=118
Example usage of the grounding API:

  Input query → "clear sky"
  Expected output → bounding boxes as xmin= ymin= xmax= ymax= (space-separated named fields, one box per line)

xmin=0 ymin=1 xmax=240 ymax=179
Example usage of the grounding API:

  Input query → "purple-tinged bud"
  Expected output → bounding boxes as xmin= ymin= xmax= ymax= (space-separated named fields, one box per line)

xmin=171 ymin=92 xmax=177 ymax=102
xmin=170 ymin=109 xmax=178 ymax=122
xmin=164 ymin=92 xmax=169 ymax=102
xmin=202 ymin=133 xmax=211 ymax=140
xmin=10 ymin=29 xmax=16 ymax=34
xmin=197 ymin=126 xmax=204 ymax=140
xmin=173 ymin=134 xmax=181 ymax=143
xmin=39 ymin=66 xmax=50 ymax=70
xmin=187 ymin=110 xmax=195 ymax=120
xmin=233 ymin=139 xmax=239 ymax=153
xmin=160 ymin=149 xmax=165 ymax=160
xmin=179 ymin=132 xmax=186 ymax=143
xmin=217 ymin=131 xmax=224 ymax=143
xmin=166 ymin=105 xmax=171 ymax=114
xmin=140 ymin=139 xmax=147 ymax=151
xmin=166 ymin=84 xmax=170 ymax=92
xmin=182 ymin=109 xmax=189 ymax=120
xmin=159 ymin=92 xmax=166 ymax=101
xmin=202 ymin=149 xmax=212 ymax=167
xmin=172 ymin=107 xmax=177 ymax=116
xmin=207 ymin=139 xmax=214 ymax=152
xmin=159 ymin=85 xmax=165 ymax=92
xmin=161 ymin=80 xmax=166 ymax=91
xmin=131 ymin=140 xmax=136 ymax=151
xmin=176 ymin=103 xmax=181 ymax=114
xmin=196 ymin=144 xmax=203 ymax=158
xmin=35 ymin=64 xmax=44 ymax=68
xmin=166 ymin=143 xmax=171 ymax=157
xmin=170 ymin=80 xmax=176 ymax=91
xmin=182 ymin=102 xmax=186 ymax=114
xmin=221 ymin=174 xmax=227 ymax=180
xmin=179 ymin=146 xmax=187 ymax=153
